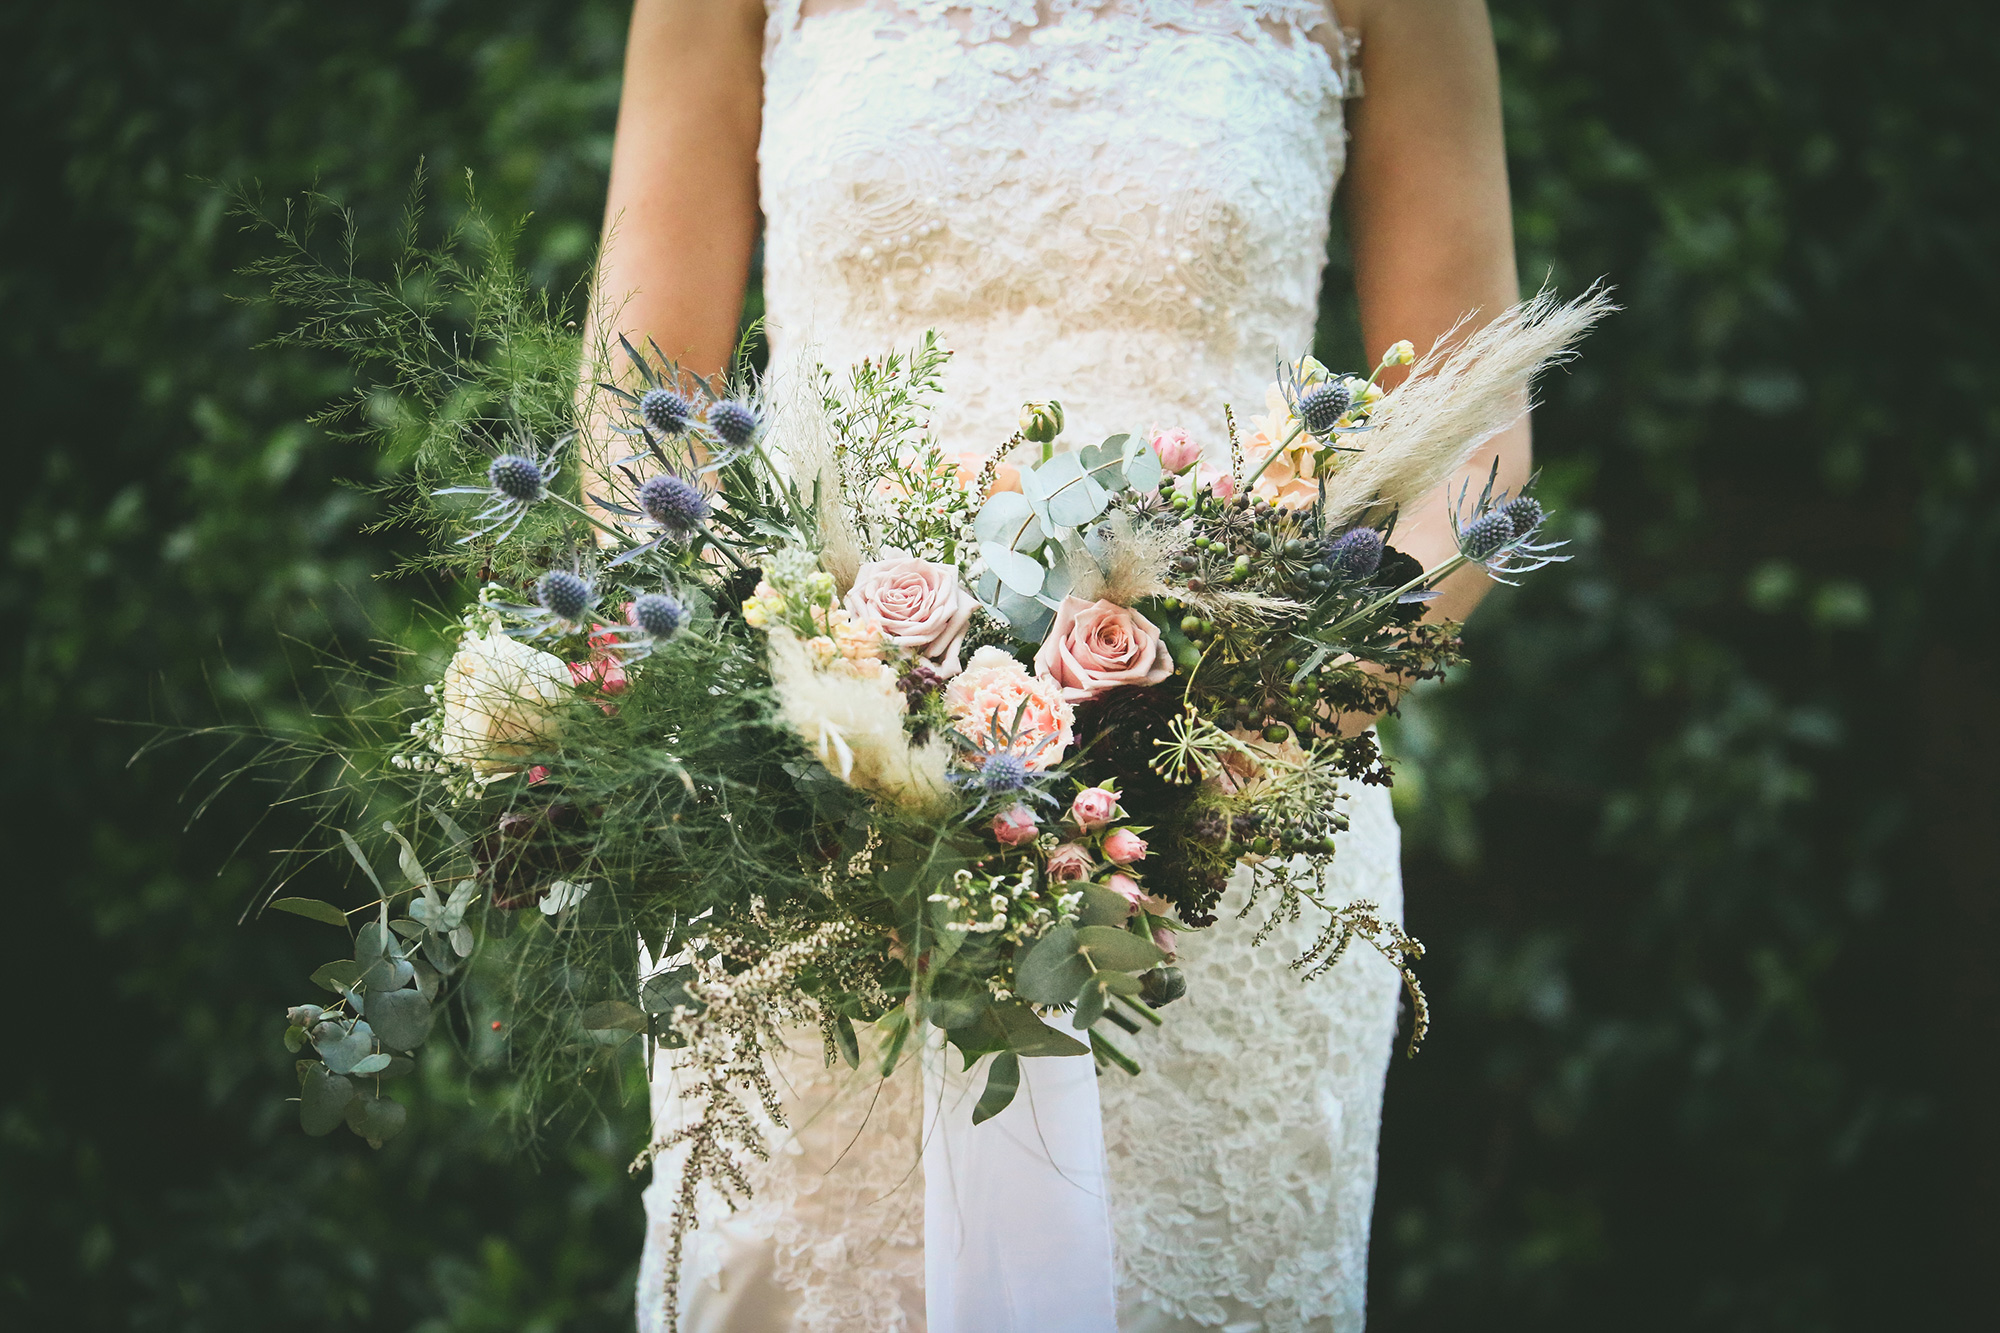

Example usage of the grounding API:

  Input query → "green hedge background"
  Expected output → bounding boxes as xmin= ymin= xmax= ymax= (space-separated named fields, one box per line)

xmin=3 ymin=2 xmax=1992 ymax=1328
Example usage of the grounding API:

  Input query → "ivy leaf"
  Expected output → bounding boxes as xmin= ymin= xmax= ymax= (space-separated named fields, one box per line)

xmin=971 ymin=1051 xmax=1021 ymax=1125
xmin=268 ymin=898 xmax=349 ymax=928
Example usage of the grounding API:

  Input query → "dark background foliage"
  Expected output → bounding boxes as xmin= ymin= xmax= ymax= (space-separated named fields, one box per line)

xmin=1 ymin=1 xmax=1991 ymax=1328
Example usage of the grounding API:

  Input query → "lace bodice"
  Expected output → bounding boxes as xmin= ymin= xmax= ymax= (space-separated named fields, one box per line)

xmin=640 ymin=7 xmax=1404 ymax=1330
xmin=760 ymin=0 xmax=1357 ymax=456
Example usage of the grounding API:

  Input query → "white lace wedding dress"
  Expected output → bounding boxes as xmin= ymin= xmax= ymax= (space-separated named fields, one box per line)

xmin=638 ymin=3 xmax=1406 ymax=1329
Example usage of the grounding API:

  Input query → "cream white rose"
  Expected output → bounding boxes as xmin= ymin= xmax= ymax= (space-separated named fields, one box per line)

xmin=843 ymin=556 xmax=977 ymax=676
xmin=434 ymin=631 xmax=571 ymax=778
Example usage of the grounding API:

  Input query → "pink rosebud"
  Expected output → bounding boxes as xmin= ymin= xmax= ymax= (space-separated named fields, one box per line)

xmin=992 ymin=804 xmax=1040 ymax=847
xmin=1102 ymin=828 xmax=1148 ymax=865
xmin=1152 ymin=925 xmax=1178 ymax=961
xmin=1045 ymin=843 xmax=1094 ymax=882
xmin=1069 ymin=786 xmax=1119 ymax=830
xmin=1108 ymin=873 xmax=1146 ymax=908
xmin=1150 ymin=427 xmax=1202 ymax=474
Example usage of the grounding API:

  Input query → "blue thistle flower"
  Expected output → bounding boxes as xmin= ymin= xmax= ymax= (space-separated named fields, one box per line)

xmin=979 ymin=751 xmax=1030 ymax=796
xmin=1457 ymin=511 xmax=1515 ymax=562
xmin=632 ymin=592 xmax=685 ymax=640
xmin=640 ymin=388 xmax=693 ymax=437
xmin=1297 ymin=380 xmax=1353 ymax=436
xmin=707 ymin=400 xmax=759 ymax=447
xmin=638 ymin=475 xmax=710 ymax=533
xmin=1326 ymin=526 xmax=1384 ymax=581
xmin=1500 ymin=496 xmax=1545 ymax=540
xmin=487 ymin=453 xmax=546 ymax=504
xmin=433 ymin=429 xmax=566 ymax=544
xmin=537 ymin=570 xmax=593 ymax=624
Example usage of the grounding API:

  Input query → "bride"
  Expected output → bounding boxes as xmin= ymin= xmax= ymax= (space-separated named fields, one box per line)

xmin=589 ymin=2 xmax=1524 ymax=1329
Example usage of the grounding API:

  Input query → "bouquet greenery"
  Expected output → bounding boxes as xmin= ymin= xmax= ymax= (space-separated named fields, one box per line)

xmin=234 ymin=192 xmax=1607 ymax=1313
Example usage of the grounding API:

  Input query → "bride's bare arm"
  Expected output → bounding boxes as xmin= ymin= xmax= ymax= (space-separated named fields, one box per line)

xmin=582 ymin=0 xmax=764 ymax=513
xmin=1333 ymin=0 xmax=1526 ymax=625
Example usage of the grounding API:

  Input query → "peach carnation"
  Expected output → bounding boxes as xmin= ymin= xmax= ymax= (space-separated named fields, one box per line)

xmin=944 ymin=646 xmax=1075 ymax=770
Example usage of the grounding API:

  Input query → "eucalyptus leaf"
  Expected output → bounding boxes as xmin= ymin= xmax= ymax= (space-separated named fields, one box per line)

xmin=1075 ymin=925 xmax=1167 ymax=972
xmin=368 ymin=989 xmax=434 ymax=1051
xmin=1013 ymin=924 xmax=1092 ymax=1005
xmin=350 ymin=1052 xmax=393 ymax=1076
xmin=412 ymin=959 xmax=441 ymax=1001
xmin=1072 ymin=977 xmax=1109 ymax=1030
xmin=360 ymin=955 xmax=414 ymax=993
xmin=298 ymin=1066 xmax=353 ymax=1137
xmin=308 ymin=958 xmax=361 ymax=995
xmin=581 ymin=1000 xmax=648 ymax=1034
xmin=1120 ymin=432 xmax=1163 ymax=492
xmin=1033 ymin=451 xmax=1111 ymax=528
xmin=994 ymin=588 xmax=1056 ymax=642
xmin=640 ymin=966 xmax=702 ymax=1017
xmin=283 ymin=1024 xmax=307 ymax=1053
xmin=383 ymin=823 xmax=433 ymax=891
xmin=388 ymin=918 xmax=425 ymax=941
xmin=343 ymin=1092 xmax=407 ymax=1148
xmin=973 ymin=490 xmax=1044 ymax=552
xmin=925 ymin=974 xmax=991 ymax=1031
xmin=268 ymin=897 xmax=350 ymax=928
xmin=1097 ymin=970 xmax=1143 ymax=997
xmin=1077 ymin=883 xmax=1134 ymax=927
xmin=353 ymin=920 xmax=393 ymax=964
xmin=971 ymin=1051 xmax=1021 ymax=1125
xmin=989 ymin=999 xmax=1090 ymax=1057
xmin=980 ymin=542 xmax=1046 ymax=596
xmin=336 ymin=828 xmax=386 ymax=897
xmin=450 ymin=924 xmax=475 ymax=958
xmin=311 ymin=1019 xmax=375 ymax=1076
xmin=429 ymin=804 xmax=473 ymax=848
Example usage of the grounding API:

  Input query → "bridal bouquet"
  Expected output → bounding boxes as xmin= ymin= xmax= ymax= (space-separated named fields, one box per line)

xmin=234 ymin=200 xmax=1604 ymax=1313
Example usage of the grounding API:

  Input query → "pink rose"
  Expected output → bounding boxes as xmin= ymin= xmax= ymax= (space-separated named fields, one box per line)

xmin=1034 ymin=597 xmax=1175 ymax=703
xmin=1196 ymin=464 xmax=1236 ymax=499
xmin=1152 ymin=925 xmax=1178 ymax=961
xmin=1103 ymin=828 xmax=1148 ymax=865
xmin=1045 ymin=843 xmax=1094 ymax=882
xmin=845 ymin=557 xmax=977 ymax=677
xmin=1108 ymin=873 xmax=1145 ymax=908
xmin=1150 ymin=427 xmax=1202 ymax=474
xmin=1070 ymin=786 xmax=1119 ymax=830
xmin=992 ymin=804 xmax=1039 ymax=846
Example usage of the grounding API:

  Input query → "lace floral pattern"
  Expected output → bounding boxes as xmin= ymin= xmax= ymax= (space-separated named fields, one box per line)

xmin=641 ymin=4 xmax=1401 ymax=1328
xmin=1098 ymin=782 xmax=1403 ymax=1333
xmin=760 ymin=0 xmax=1354 ymax=461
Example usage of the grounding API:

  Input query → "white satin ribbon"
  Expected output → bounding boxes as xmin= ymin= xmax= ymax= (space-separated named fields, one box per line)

xmin=922 ymin=1021 xmax=1119 ymax=1333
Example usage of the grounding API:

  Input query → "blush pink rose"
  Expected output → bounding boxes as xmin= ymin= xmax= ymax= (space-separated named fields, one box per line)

xmin=1151 ymin=925 xmax=1178 ymax=961
xmin=1196 ymin=464 xmax=1236 ymax=499
xmin=992 ymin=804 xmax=1039 ymax=846
xmin=1034 ymin=597 xmax=1175 ymax=703
xmin=1045 ymin=843 xmax=1094 ymax=882
xmin=1150 ymin=427 xmax=1202 ymax=474
xmin=1070 ymin=786 xmax=1119 ymax=830
xmin=1108 ymin=873 xmax=1146 ymax=908
xmin=845 ymin=556 xmax=977 ymax=676
xmin=1102 ymin=828 xmax=1148 ymax=865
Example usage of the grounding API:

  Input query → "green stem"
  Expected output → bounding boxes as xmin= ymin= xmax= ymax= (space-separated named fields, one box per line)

xmin=1115 ymin=992 xmax=1164 ymax=1027
xmin=1090 ymin=1028 xmax=1142 ymax=1076
xmin=549 ymin=493 xmax=638 ymax=549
